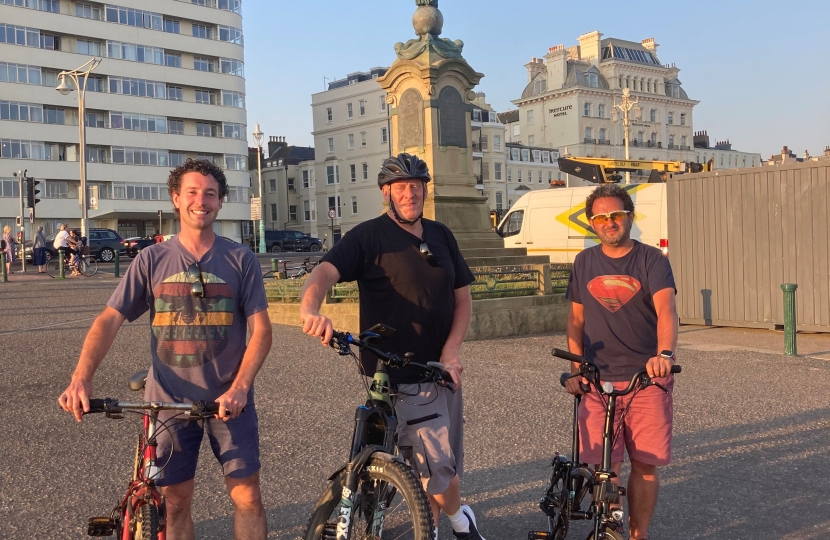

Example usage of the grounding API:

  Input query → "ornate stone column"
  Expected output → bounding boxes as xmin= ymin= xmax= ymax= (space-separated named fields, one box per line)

xmin=377 ymin=0 xmax=493 ymax=241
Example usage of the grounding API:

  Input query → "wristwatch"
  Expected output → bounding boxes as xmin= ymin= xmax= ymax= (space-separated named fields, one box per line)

xmin=659 ymin=350 xmax=676 ymax=360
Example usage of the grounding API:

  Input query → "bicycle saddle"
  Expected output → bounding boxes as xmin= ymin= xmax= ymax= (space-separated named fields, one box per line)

xmin=128 ymin=370 xmax=148 ymax=392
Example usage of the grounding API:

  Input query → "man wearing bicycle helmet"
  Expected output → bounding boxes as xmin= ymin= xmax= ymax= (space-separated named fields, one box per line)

xmin=565 ymin=183 xmax=678 ymax=540
xmin=300 ymin=153 xmax=484 ymax=540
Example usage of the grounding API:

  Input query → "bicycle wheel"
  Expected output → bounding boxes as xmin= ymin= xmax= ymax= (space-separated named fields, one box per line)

xmin=587 ymin=529 xmax=623 ymax=540
xmin=304 ymin=457 xmax=433 ymax=540
xmin=134 ymin=502 xmax=159 ymax=540
xmin=45 ymin=258 xmax=61 ymax=278
xmin=540 ymin=460 xmax=571 ymax=540
xmin=80 ymin=258 xmax=99 ymax=277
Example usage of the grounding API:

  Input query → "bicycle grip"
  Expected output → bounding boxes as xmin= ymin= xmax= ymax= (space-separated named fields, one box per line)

xmin=552 ymin=348 xmax=585 ymax=363
xmin=559 ymin=372 xmax=571 ymax=387
xmin=671 ymin=365 xmax=681 ymax=374
xmin=86 ymin=399 xmax=108 ymax=414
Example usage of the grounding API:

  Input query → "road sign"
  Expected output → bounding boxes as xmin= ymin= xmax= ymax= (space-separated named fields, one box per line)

xmin=328 ymin=208 xmax=337 ymax=219
xmin=251 ymin=197 xmax=262 ymax=220
xmin=29 ymin=209 xmax=33 ymax=224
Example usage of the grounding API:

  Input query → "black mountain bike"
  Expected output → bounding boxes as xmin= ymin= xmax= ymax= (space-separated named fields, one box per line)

xmin=304 ymin=323 xmax=455 ymax=540
xmin=530 ymin=349 xmax=681 ymax=540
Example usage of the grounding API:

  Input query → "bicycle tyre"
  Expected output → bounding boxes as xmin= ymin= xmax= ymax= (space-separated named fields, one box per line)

xmin=263 ymin=270 xmax=276 ymax=279
xmin=587 ymin=529 xmax=623 ymax=540
xmin=80 ymin=257 xmax=99 ymax=277
xmin=541 ymin=460 xmax=570 ymax=540
xmin=304 ymin=457 xmax=433 ymax=540
xmin=45 ymin=258 xmax=61 ymax=278
xmin=135 ymin=502 xmax=159 ymax=540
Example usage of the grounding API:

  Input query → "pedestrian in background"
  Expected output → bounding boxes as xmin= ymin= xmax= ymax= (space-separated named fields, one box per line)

xmin=2 ymin=225 xmax=15 ymax=276
xmin=33 ymin=226 xmax=47 ymax=273
xmin=321 ymin=234 xmax=328 ymax=252
xmin=54 ymin=223 xmax=70 ymax=263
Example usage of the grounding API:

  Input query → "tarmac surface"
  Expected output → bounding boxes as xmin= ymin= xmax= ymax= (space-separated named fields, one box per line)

xmin=1 ymin=276 xmax=829 ymax=539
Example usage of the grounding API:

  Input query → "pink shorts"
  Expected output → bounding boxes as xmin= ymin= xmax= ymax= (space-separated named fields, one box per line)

xmin=578 ymin=374 xmax=673 ymax=467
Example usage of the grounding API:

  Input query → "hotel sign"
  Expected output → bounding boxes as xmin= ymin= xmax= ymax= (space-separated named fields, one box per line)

xmin=549 ymin=105 xmax=573 ymax=117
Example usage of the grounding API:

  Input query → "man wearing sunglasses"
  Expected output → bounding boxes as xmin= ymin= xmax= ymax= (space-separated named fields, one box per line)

xmin=564 ymin=184 xmax=677 ymax=540
xmin=299 ymin=153 xmax=485 ymax=540
xmin=59 ymin=159 xmax=272 ymax=540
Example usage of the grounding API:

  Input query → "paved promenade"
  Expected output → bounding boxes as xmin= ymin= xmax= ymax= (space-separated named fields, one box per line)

xmin=1 ymin=278 xmax=829 ymax=539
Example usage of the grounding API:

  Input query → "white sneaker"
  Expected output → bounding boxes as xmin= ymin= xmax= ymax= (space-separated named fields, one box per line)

xmin=451 ymin=505 xmax=486 ymax=540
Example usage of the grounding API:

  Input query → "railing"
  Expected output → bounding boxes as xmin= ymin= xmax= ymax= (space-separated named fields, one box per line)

xmin=598 ymin=139 xmax=611 ymax=145
xmin=472 ymin=142 xmax=482 ymax=152
xmin=680 ymin=145 xmax=691 ymax=151
xmin=550 ymin=263 xmax=571 ymax=294
xmin=646 ymin=141 xmax=662 ymax=148
xmin=584 ymin=138 xmax=597 ymax=144
xmin=470 ymin=268 xmax=542 ymax=300
xmin=668 ymin=144 xmax=676 ymax=150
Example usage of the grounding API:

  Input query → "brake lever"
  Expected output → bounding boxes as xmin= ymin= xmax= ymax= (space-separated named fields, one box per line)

xmin=652 ymin=381 xmax=669 ymax=393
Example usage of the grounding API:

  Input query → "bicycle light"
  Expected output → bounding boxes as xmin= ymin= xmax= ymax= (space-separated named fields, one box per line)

xmin=602 ymin=381 xmax=615 ymax=394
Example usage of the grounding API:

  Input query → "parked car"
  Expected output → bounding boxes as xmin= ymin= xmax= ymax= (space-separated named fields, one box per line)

xmin=123 ymin=237 xmax=156 ymax=258
xmin=22 ymin=228 xmax=126 ymax=262
xmin=263 ymin=230 xmax=323 ymax=253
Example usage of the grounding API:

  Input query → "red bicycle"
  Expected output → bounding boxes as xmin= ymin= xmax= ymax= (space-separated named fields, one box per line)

xmin=78 ymin=370 xmax=222 ymax=540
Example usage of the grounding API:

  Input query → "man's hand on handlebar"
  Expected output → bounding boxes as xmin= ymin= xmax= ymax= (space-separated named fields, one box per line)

xmin=58 ymin=377 xmax=92 ymax=423
xmin=300 ymin=307 xmax=334 ymax=346
xmin=564 ymin=361 xmax=590 ymax=396
xmin=646 ymin=353 xmax=674 ymax=379
xmin=439 ymin=350 xmax=464 ymax=391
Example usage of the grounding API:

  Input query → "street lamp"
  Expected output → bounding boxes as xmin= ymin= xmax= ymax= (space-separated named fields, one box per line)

xmin=252 ymin=123 xmax=265 ymax=254
xmin=56 ymin=58 xmax=101 ymax=238
xmin=611 ymin=88 xmax=641 ymax=184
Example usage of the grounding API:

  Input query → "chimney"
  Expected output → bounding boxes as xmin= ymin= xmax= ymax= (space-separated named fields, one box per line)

xmin=524 ymin=56 xmax=546 ymax=84
xmin=268 ymin=136 xmax=288 ymax=158
xmin=641 ymin=37 xmax=659 ymax=54
xmin=576 ymin=30 xmax=603 ymax=64
xmin=824 ymin=145 xmax=830 ymax=157
xmin=544 ymin=44 xmax=568 ymax=90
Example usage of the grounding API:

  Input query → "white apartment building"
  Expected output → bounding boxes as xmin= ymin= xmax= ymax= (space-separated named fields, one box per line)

xmin=0 ymin=0 xmax=249 ymax=242
xmin=693 ymin=131 xmax=761 ymax=169
xmin=511 ymin=31 xmax=698 ymax=169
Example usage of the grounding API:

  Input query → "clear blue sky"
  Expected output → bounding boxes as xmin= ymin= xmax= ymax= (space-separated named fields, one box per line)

xmin=242 ymin=0 xmax=829 ymax=159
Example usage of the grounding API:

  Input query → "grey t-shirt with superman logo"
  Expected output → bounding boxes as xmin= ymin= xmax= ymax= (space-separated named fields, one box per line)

xmin=107 ymin=235 xmax=268 ymax=402
xmin=566 ymin=241 xmax=676 ymax=381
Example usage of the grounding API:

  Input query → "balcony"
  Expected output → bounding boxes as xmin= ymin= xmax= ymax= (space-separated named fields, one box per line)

xmin=646 ymin=141 xmax=662 ymax=148
xmin=584 ymin=138 xmax=597 ymax=144
xmin=598 ymin=139 xmax=611 ymax=145
xmin=680 ymin=145 xmax=691 ymax=151
xmin=668 ymin=144 xmax=676 ymax=150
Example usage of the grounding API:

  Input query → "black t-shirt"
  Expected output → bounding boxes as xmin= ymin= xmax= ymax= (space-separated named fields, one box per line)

xmin=322 ymin=214 xmax=475 ymax=383
xmin=566 ymin=241 xmax=676 ymax=381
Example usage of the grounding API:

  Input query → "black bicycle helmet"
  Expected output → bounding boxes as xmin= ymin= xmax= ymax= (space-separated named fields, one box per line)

xmin=377 ymin=153 xmax=431 ymax=187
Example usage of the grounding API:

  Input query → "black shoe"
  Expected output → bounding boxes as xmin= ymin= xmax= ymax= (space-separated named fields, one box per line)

xmin=452 ymin=505 xmax=486 ymax=540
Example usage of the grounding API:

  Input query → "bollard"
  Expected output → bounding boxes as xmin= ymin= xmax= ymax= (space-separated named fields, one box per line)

xmin=781 ymin=283 xmax=798 ymax=356
xmin=58 ymin=250 xmax=66 ymax=280
xmin=1 ymin=252 xmax=6 ymax=282
xmin=271 ymin=258 xmax=279 ymax=272
xmin=114 ymin=248 xmax=120 ymax=278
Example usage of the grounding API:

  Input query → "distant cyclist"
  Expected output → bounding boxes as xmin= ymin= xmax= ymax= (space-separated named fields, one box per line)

xmin=300 ymin=153 xmax=485 ymax=540
xmin=564 ymin=184 xmax=678 ymax=540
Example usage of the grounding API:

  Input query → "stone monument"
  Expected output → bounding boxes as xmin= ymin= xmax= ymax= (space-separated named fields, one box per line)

xmin=377 ymin=0 xmax=493 ymax=241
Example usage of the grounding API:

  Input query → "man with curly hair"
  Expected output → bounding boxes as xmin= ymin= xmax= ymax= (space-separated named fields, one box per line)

xmin=59 ymin=159 xmax=272 ymax=539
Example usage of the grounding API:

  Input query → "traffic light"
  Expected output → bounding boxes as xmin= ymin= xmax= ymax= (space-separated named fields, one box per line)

xmin=26 ymin=177 xmax=40 ymax=213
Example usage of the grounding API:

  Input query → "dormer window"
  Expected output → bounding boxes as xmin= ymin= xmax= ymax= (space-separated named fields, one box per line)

xmin=587 ymin=73 xmax=598 ymax=88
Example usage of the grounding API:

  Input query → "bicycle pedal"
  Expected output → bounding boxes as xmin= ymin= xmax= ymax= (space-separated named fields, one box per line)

xmin=529 ymin=532 xmax=552 ymax=540
xmin=87 ymin=517 xmax=118 ymax=536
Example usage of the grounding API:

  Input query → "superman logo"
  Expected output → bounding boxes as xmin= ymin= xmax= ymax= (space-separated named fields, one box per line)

xmin=587 ymin=275 xmax=642 ymax=313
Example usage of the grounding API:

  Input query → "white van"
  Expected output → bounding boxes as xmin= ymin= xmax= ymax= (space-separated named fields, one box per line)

xmin=496 ymin=183 xmax=668 ymax=263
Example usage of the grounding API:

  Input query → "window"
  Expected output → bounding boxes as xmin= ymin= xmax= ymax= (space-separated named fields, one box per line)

xmin=362 ymin=163 xmax=368 ymax=180
xmin=472 ymin=109 xmax=482 ymax=122
xmin=681 ymin=135 xmax=687 ymax=148
xmin=494 ymin=163 xmax=502 ymax=181
xmin=651 ymin=132 xmax=657 ymax=145
xmin=0 ymin=24 xmax=38 ymax=48
xmin=650 ymin=109 xmax=656 ymax=123
xmin=196 ymin=122 xmax=219 ymax=137
xmin=521 ymin=149 xmax=530 ymax=161
xmin=167 ymin=86 xmax=183 ymax=101
xmin=223 ymin=123 xmax=245 ymax=140
xmin=348 ymin=133 xmax=354 ymax=149
xmin=680 ymin=113 xmax=686 ymax=126
xmin=220 ymin=58 xmax=244 ymax=76
xmin=542 ymin=151 xmax=550 ymax=163
xmin=85 ymin=146 xmax=108 ymax=163
xmin=218 ymin=25 xmax=243 ymax=45
xmin=350 ymin=195 xmax=358 ymax=214
xmin=78 ymin=74 xmax=104 ymax=92
xmin=585 ymin=127 xmax=592 ymax=141
xmin=45 ymin=181 xmax=68 ymax=198
xmin=44 ymin=107 xmax=65 ymax=125
xmin=105 ymin=5 xmax=162 ymax=30
xmin=598 ymin=104 xmax=605 ymax=118
xmin=668 ymin=134 xmax=675 ymax=148
xmin=350 ymin=164 xmax=356 ymax=182
xmin=600 ymin=128 xmax=607 ymax=142
xmin=636 ymin=131 xmax=643 ymax=144
xmin=303 ymin=200 xmax=316 ymax=221
xmin=270 ymin=203 xmax=277 ymax=221
xmin=163 ymin=52 xmax=181 ymax=68
xmin=507 ymin=168 xmax=512 ymax=182
xmin=495 ymin=191 xmax=503 ymax=210
xmin=192 ymin=24 xmax=213 ymax=39
xmin=109 ymin=77 xmax=165 ymax=98
xmin=347 ymin=103 xmax=353 ymax=118
xmin=527 ymin=110 xmax=534 ymax=125
xmin=218 ymin=0 xmax=243 ymax=13
xmin=39 ymin=34 xmax=61 ymax=51
xmin=381 ymin=128 xmax=388 ymax=144
xmin=510 ymin=148 xmax=519 ymax=161
xmin=584 ymin=103 xmax=591 ymax=117
xmin=169 ymin=152 xmax=186 ymax=167
xmin=327 ymin=138 xmax=334 ymax=153
xmin=494 ymin=135 xmax=501 ymax=151
xmin=667 ymin=112 xmax=674 ymax=125
xmin=326 ymin=165 xmax=339 ymax=185
xmin=647 ymin=80 xmax=651 ymax=93
xmin=380 ymin=96 xmax=387 ymax=111
xmin=221 ymin=91 xmax=244 ymax=109
xmin=164 ymin=19 xmax=180 ymax=34
xmin=194 ymin=57 xmax=216 ymax=72
xmin=327 ymin=196 xmax=341 ymax=218
xmin=289 ymin=205 xmax=297 ymax=222
xmin=0 ymin=139 xmax=47 ymax=160
xmin=302 ymin=170 xmax=310 ymax=188
xmin=269 ymin=179 xmax=276 ymax=192
xmin=359 ymin=100 xmax=366 ymax=116
xmin=224 ymin=154 xmax=247 ymax=170
xmin=517 ymin=170 xmax=523 ymax=183
xmin=76 ymin=3 xmax=103 ymax=20
xmin=528 ymin=135 xmax=535 ymax=146
xmin=110 ymin=147 xmax=169 ymax=167
xmin=587 ymin=73 xmax=598 ymax=88
xmin=360 ymin=132 xmax=366 ymax=147
xmin=0 ymin=102 xmax=43 ymax=123
xmin=195 ymin=89 xmax=218 ymax=105
xmin=538 ymin=171 xmax=543 ymax=183
xmin=326 ymin=107 xmax=333 ymax=122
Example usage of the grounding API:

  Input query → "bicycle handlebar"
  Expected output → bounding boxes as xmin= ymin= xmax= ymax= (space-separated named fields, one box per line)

xmin=552 ymin=348 xmax=680 ymax=396
xmin=330 ymin=330 xmax=456 ymax=392
xmin=84 ymin=398 xmax=238 ymax=418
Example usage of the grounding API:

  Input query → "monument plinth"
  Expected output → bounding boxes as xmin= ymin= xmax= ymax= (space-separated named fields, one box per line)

xmin=377 ymin=0 xmax=493 ymax=240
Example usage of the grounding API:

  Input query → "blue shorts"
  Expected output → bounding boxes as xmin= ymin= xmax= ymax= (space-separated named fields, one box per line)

xmin=153 ymin=404 xmax=261 ymax=487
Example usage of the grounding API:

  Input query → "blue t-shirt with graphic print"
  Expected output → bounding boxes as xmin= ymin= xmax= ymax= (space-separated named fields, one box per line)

xmin=107 ymin=235 xmax=268 ymax=402
xmin=566 ymin=241 xmax=676 ymax=381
